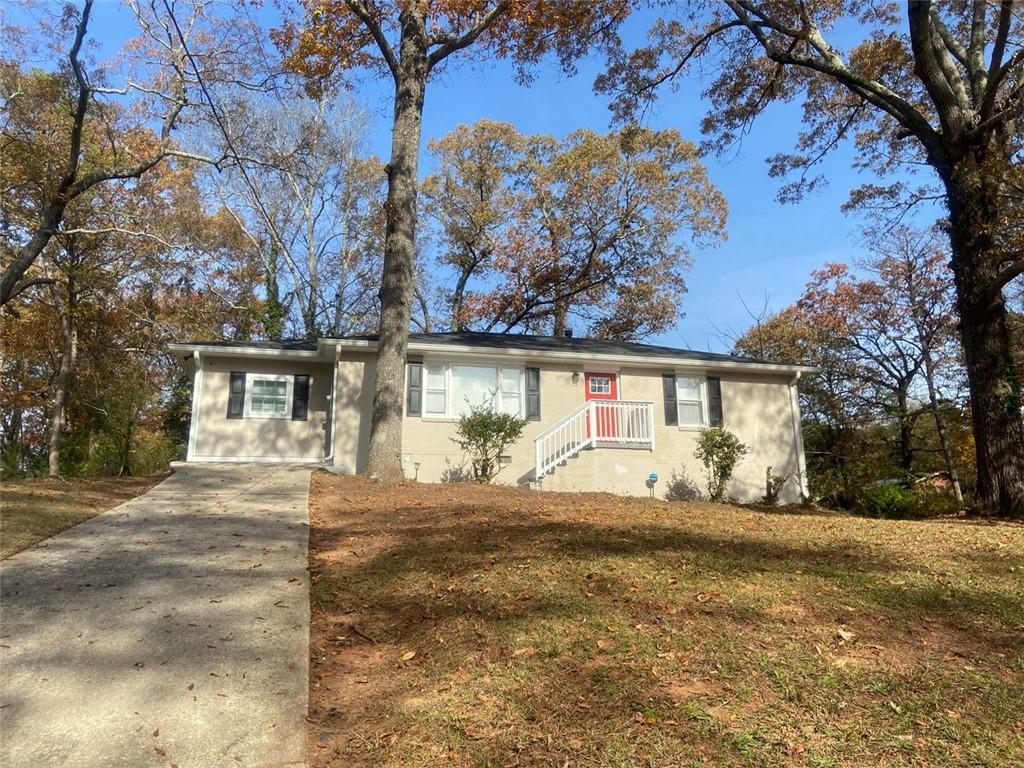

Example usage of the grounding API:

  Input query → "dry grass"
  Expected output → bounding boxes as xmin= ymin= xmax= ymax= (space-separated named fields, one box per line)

xmin=0 ymin=474 xmax=166 ymax=558
xmin=308 ymin=472 xmax=1024 ymax=768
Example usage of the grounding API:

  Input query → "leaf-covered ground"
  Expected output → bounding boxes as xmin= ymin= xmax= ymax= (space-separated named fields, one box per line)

xmin=308 ymin=472 xmax=1024 ymax=767
xmin=1 ymin=474 xmax=166 ymax=558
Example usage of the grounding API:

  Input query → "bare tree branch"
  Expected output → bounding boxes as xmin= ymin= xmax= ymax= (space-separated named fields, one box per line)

xmin=428 ymin=3 xmax=510 ymax=70
xmin=344 ymin=0 xmax=399 ymax=82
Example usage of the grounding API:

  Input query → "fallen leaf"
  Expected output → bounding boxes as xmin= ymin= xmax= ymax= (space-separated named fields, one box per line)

xmin=401 ymin=651 xmax=416 ymax=662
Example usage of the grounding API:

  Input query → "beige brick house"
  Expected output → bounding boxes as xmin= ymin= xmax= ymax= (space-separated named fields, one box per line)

xmin=170 ymin=332 xmax=814 ymax=502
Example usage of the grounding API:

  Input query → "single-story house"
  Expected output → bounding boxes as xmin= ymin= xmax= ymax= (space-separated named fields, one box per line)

xmin=169 ymin=332 xmax=814 ymax=503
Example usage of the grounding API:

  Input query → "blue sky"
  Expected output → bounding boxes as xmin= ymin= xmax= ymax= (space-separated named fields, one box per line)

xmin=17 ymin=1 xmax=935 ymax=352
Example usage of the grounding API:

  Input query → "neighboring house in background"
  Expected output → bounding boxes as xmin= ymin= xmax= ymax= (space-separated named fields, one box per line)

xmin=169 ymin=333 xmax=815 ymax=502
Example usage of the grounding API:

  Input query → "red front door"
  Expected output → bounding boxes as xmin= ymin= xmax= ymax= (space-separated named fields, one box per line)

xmin=584 ymin=372 xmax=618 ymax=440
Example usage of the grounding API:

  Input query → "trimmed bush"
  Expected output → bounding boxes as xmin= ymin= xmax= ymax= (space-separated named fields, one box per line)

xmin=452 ymin=405 xmax=527 ymax=483
xmin=694 ymin=427 xmax=748 ymax=503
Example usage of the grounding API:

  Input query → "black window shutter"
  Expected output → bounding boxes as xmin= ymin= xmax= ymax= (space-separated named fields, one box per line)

xmin=292 ymin=375 xmax=310 ymax=421
xmin=662 ymin=374 xmax=678 ymax=426
xmin=525 ymin=367 xmax=541 ymax=421
xmin=707 ymin=376 xmax=723 ymax=427
xmin=407 ymin=363 xmax=422 ymax=416
xmin=227 ymin=372 xmax=245 ymax=419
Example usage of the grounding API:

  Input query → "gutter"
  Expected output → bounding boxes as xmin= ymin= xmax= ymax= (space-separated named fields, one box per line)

xmin=323 ymin=345 xmax=340 ymax=464
xmin=788 ymin=371 xmax=810 ymax=501
xmin=167 ymin=342 xmax=325 ymax=360
xmin=185 ymin=350 xmax=202 ymax=461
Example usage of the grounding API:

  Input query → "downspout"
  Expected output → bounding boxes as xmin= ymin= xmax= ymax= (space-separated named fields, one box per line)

xmin=186 ymin=350 xmax=203 ymax=462
xmin=788 ymin=371 xmax=809 ymax=501
xmin=323 ymin=345 xmax=340 ymax=464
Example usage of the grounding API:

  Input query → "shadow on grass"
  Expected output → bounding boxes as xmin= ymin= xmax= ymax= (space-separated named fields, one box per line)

xmin=314 ymin=509 xmax=1024 ymax=660
xmin=308 ymin=481 xmax=1024 ymax=767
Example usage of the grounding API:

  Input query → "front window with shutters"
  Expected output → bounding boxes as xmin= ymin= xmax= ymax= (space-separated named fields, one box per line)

xmin=244 ymin=374 xmax=292 ymax=418
xmin=675 ymin=375 xmax=706 ymax=427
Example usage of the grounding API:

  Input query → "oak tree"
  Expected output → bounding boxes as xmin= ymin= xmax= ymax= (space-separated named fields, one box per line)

xmin=600 ymin=1 xmax=1024 ymax=515
xmin=277 ymin=0 xmax=631 ymax=480
xmin=421 ymin=119 xmax=524 ymax=331
xmin=423 ymin=122 xmax=726 ymax=338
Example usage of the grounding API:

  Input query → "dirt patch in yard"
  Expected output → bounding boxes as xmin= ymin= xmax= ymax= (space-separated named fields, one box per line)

xmin=1 ymin=474 xmax=167 ymax=558
xmin=307 ymin=472 xmax=1024 ymax=767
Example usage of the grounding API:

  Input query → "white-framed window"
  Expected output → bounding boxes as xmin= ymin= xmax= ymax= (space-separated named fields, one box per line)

xmin=419 ymin=363 xmax=524 ymax=418
xmin=451 ymin=365 xmax=499 ymax=416
xmin=675 ymin=374 xmax=706 ymax=427
xmin=424 ymin=364 xmax=448 ymax=415
xmin=499 ymin=367 xmax=522 ymax=415
xmin=244 ymin=373 xmax=292 ymax=418
xmin=588 ymin=375 xmax=612 ymax=395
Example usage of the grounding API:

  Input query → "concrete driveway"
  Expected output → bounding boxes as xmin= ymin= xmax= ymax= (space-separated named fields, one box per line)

xmin=0 ymin=464 xmax=312 ymax=768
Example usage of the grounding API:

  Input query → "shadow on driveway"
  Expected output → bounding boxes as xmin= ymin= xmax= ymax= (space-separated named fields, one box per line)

xmin=0 ymin=464 xmax=311 ymax=768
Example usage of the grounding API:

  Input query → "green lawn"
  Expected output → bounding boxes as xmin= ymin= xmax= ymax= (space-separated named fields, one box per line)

xmin=308 ymin=473 xmax=1024 ymax=767
xmin=1 ymin=474 xmax=166 ymax=558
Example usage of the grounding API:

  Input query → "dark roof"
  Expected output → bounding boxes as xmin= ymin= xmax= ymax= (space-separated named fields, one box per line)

xmin=400 ymin=332 xmax=773 ymax=365
xmin=179 ymin=332 xmax=784 ymax=366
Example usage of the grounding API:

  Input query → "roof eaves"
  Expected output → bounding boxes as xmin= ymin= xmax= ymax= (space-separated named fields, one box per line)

xmin=171 ymin=336 xmax=819 ymax=374
xmin=398 ymin=338 xmax=816 ymax=374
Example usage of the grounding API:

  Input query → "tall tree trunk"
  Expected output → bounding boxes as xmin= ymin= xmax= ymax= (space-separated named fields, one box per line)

xmin=919 ymin=343 xmax=964 ymax=503
xmin=895 ymin=386 xmax=914 ymax=476
xmin=365 ymin=11 xmax=428 ymax=481
xmin=48 ymin=284 xmax=78 ymax=478
xmin=264 ymin=247 xmax=284 ymax=341
xmin=118 ymin=400 xmax=136 ymax=477
xmin=2 ymin=381 xmax=24 ymax=472
xmin=334 ymin=212 xmax=351 ymax=336
xmin=552 ymin=301 xmax=569 ymax=337
xmin=945 ymin=167 xmax=1024 ymax=518
xmin=450 ymin=263 xmax=473 ymax=332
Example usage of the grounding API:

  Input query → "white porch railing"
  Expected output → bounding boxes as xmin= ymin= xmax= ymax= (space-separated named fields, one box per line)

xmin=534 ymin=400 xmax=655 ymax=483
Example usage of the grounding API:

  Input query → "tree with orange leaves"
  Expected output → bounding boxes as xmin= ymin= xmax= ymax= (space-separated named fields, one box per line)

xmin=423 ymin=121 xmax=726 ymax=338
xmin=599 ymin=1 xmax=1024 ymax=516
xmin=275 ymin=0 xmax=631 ymax=480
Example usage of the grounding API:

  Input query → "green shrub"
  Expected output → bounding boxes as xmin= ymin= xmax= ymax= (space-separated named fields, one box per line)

xmin=860 ymin=484 xmax=919 ymax=519
xmin=694 ymin=427 xmax=748 ymax=502
xmin=452 ymin=405 xmax=527 ymax=483
xmin=58 ymin=425 xmax=178 ymax=477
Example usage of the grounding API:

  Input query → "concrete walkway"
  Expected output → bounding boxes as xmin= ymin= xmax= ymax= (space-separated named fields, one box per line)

xmin=0 ymin=464 xmax=312 ymax=768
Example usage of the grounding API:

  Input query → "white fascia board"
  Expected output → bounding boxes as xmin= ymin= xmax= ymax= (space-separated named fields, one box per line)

xmin=167 ymin=343 xmax=328 ymax=361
